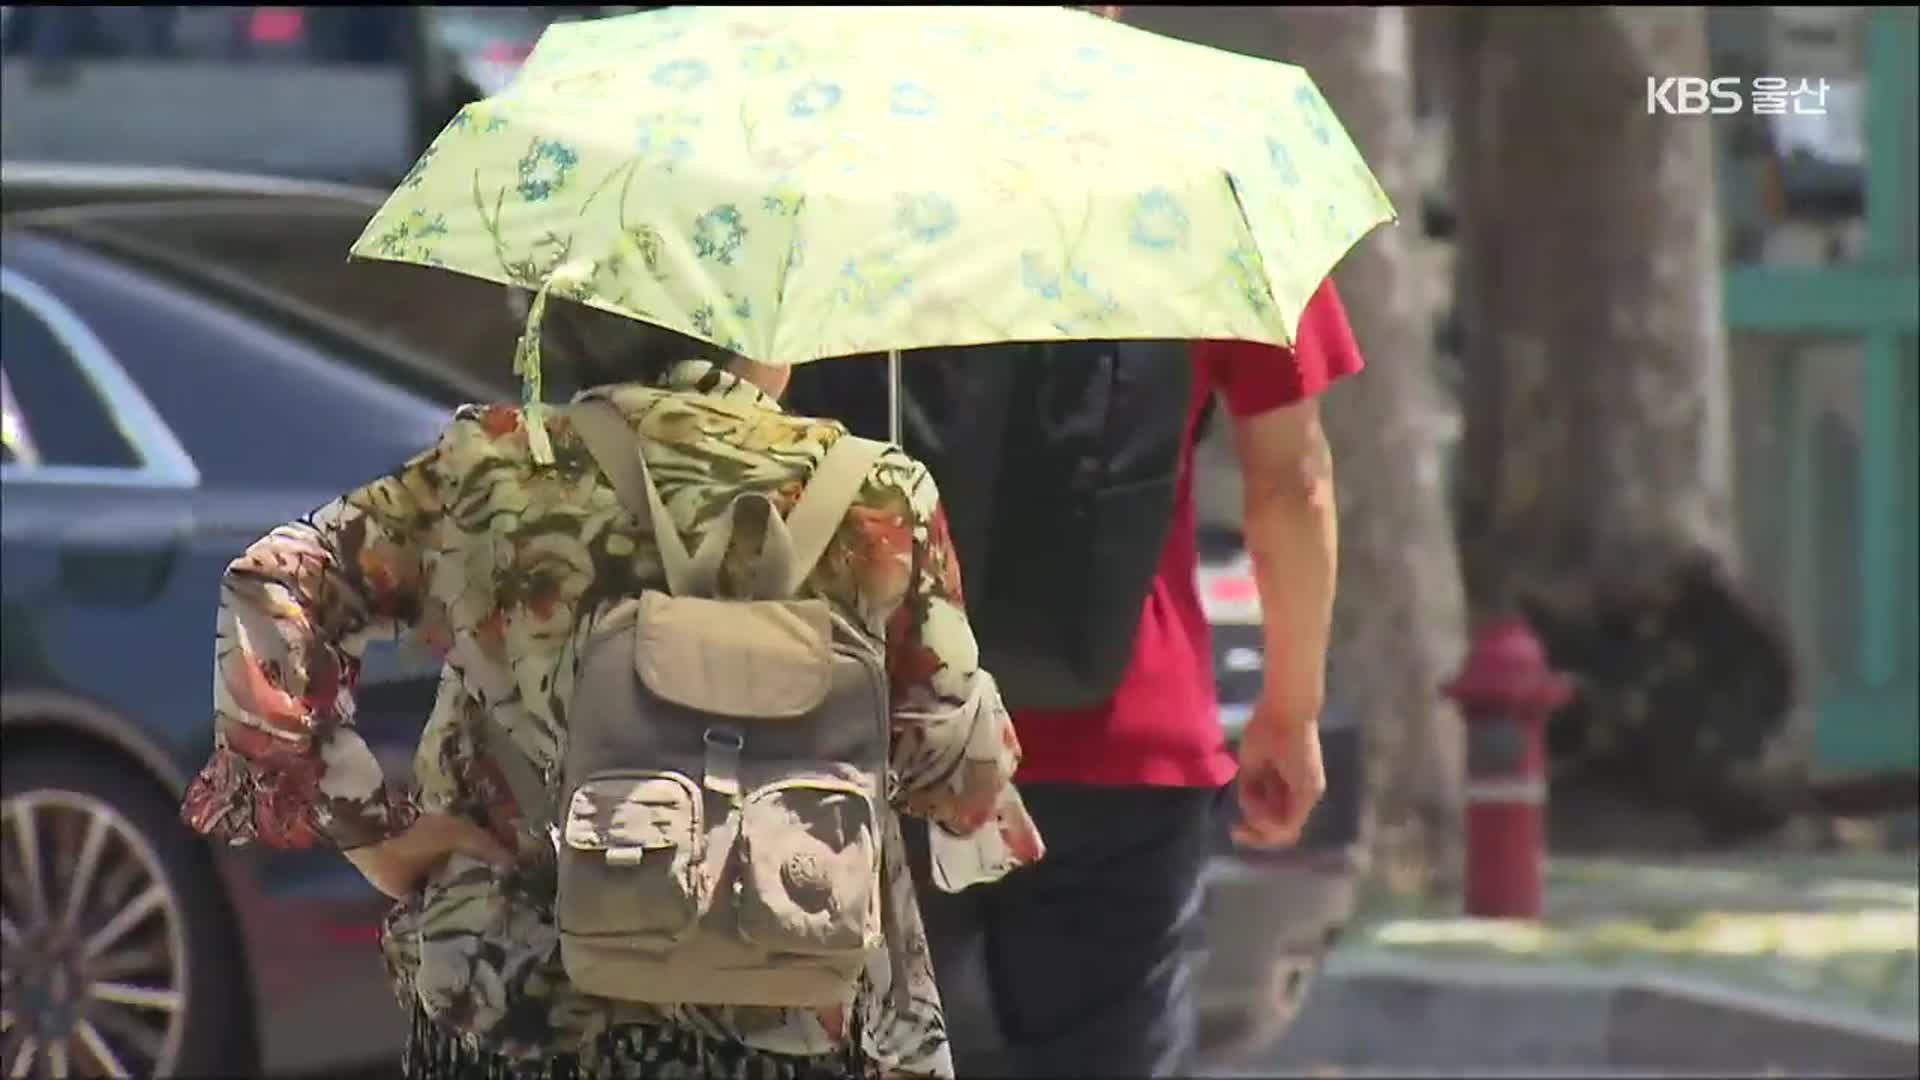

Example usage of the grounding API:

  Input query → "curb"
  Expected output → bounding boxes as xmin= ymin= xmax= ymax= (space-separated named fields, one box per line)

xmin=1242 ymin=953 xmax=1918 ymax=1076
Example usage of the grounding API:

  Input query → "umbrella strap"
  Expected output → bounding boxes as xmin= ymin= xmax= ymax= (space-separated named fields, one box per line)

xmin=511 ymin=262 xmax=595 ymax=466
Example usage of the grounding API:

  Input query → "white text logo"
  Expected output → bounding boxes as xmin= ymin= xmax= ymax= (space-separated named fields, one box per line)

xmin=1647 ymin=77 xmax=1743 ymax=115
xmin=1647 ymin=76 xmax=1832 ymax=116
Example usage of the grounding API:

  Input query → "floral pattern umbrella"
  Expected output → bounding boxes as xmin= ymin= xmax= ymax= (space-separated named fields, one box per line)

xmin=352 ymin=4 xmax=1395 ymax=453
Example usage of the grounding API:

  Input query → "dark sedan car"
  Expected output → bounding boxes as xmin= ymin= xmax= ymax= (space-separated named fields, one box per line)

xmin=0 ymin=176 xmax=522 ymax=1078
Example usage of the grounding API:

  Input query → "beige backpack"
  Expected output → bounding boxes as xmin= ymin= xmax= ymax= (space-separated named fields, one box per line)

xmin=484 ymin=398 xmax=891 ymax=1008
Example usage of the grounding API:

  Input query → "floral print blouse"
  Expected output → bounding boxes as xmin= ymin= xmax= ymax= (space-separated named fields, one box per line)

xmin=180 ymin=359 xmax=1042 ymax=1078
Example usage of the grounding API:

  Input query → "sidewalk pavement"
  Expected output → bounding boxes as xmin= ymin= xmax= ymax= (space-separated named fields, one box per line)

xmin=1212 ymin=853 xmax=1919 ymax=1076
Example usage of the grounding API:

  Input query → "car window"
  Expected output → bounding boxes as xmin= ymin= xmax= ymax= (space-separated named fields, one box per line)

xmin=0 ymin=292 xmax=140 ymax=469
xmin=37 ymin=202 xmax=524 ymax=399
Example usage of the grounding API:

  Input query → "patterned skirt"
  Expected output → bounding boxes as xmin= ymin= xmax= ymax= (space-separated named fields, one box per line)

xmin=402 ymin=1006 xmax=864 ymax=1080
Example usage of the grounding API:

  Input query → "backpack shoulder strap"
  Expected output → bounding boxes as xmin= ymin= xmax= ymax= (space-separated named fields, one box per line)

xmin=780 ymin=434 xmax=889 ymax=597
xmin=480 ymin=715 xmax=555 ymax=840
xmin=568 ymin=399 xmax=696 ymax=595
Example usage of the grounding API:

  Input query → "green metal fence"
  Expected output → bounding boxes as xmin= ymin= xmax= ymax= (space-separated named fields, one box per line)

xmin=1721 ymin=7 xmax=1918 ymax=778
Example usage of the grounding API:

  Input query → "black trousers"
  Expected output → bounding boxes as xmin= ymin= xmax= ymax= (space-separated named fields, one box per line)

xmin=906 ymin=784 xmax=1223 ymax=1079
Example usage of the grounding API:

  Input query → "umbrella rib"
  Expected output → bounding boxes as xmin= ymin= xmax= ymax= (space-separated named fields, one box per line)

xmin=1219 ymin=171 xmax=1287 ymax=333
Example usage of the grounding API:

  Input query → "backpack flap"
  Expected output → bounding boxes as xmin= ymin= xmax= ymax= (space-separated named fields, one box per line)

xmin=632 ymin=591 xmax=835 ymax=720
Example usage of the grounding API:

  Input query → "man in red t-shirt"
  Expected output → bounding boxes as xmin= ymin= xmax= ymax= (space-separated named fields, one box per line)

xmin=912 ymin=279 xmax=1366 ymax=1077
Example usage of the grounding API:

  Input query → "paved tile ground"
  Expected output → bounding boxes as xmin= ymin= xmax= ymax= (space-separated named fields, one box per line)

xmin=1338 ymin=853 xmax=1919 ymax=1028
xmin=311 ymin=854 xmax=1918 ymax=1078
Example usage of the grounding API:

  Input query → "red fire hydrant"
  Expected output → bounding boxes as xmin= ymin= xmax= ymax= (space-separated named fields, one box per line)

xmin=1442 ymin=617 xmax=1572 ymax=920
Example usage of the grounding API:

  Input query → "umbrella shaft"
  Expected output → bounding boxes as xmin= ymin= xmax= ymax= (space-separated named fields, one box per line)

xmin=888 ymin=349 xmax=903 ymax=446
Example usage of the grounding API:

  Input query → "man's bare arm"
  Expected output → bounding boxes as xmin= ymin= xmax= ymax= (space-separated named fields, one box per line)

xmin=1232 ymin=396 xmax=1338 ymax=728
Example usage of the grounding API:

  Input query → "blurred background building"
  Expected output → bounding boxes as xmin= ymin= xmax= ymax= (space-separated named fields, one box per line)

xmin=0 ymin=7 xmax=608 ymax=182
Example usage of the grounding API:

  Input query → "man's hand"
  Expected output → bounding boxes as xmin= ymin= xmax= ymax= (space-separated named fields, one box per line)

xmin=343 ymin=812 xmax=516 ymax=900
xmin=1231 ymin=705 xmax=1327 ymax=849
xmin=1229 ymin=393 xmax=1338 ymax=850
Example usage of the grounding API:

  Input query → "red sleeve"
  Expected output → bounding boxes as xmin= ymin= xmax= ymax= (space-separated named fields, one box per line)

xmin=1194 ymin=278 xmax=1365 ymax=418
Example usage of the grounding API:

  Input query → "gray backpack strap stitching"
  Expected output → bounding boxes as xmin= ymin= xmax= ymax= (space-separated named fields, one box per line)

xmin=745 ymin=502 xmax=797 ymax=599
xmin=781 ymin=435 xmax=889 ymax=597
xmin=479 ymin=713 xmax=554 ymax=839
xmin=684 ymin=510 xmax=734 ymax=599
xmin=568 ymin=399 xmax=696 ymax=596
xmin=684 ymin=493 xmax=797 ymax=600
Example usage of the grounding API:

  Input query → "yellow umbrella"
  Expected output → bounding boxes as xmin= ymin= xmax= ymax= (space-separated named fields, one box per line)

xmin=352 ymin=5 xmax=1394 ymax=456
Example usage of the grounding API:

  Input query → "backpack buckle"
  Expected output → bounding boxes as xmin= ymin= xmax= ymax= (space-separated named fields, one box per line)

xmin=703 ymin=727 xmax=745 ymax=799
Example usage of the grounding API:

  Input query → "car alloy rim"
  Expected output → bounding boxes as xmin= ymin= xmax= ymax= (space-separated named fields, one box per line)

xmin=1 ymin=791 xmax=189 ymax=1078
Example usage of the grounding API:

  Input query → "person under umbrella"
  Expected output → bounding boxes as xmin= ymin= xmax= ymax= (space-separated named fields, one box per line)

xmin=182 ymin=298 xmax=1039 ymax=1079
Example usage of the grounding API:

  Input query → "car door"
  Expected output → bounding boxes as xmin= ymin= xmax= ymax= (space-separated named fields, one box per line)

xmin=2 ymin=229 xmax=456 ymax=1072
xmin=0 ymin=266 xmax=201 ymax=714
xmin=8 ymin=228 xmax=450 ymax=803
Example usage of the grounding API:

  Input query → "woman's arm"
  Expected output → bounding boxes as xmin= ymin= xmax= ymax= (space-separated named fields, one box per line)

xmin=343 ymin=666 xmax=516 ymax=898
xmin=181 ymin=440 xmax=449 ymax=852
xmin=871 ymin=456 xmax=1040 ymax=866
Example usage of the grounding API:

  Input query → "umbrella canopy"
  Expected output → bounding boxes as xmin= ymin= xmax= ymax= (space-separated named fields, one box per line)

xmin=352 ymin=4 xmax=1395 ymax=369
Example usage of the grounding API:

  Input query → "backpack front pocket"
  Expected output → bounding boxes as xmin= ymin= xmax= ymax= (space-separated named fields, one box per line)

xmin=557 ymin=771 xmax=705 ymax=947
xmin=736 ymin=778 xmax=880 ymax=955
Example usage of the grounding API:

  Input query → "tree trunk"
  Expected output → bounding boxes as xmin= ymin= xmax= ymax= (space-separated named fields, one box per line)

xmin=1454 ymin=6 xmax=1738 ymax=608
xmin=1129 ymin=5 xmax=1470 ymax=897
xmin=1450 ymin=8 xmax=1795 ymax=837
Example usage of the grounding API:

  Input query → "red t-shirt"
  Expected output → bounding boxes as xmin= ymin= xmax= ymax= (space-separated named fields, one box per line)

xmin=1011 ymin=280 xmax=1366 ymax=788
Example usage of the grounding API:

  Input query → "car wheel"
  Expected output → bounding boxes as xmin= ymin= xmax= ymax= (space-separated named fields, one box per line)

xmin=1 ymin=749 xmax=255 ymax=1078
